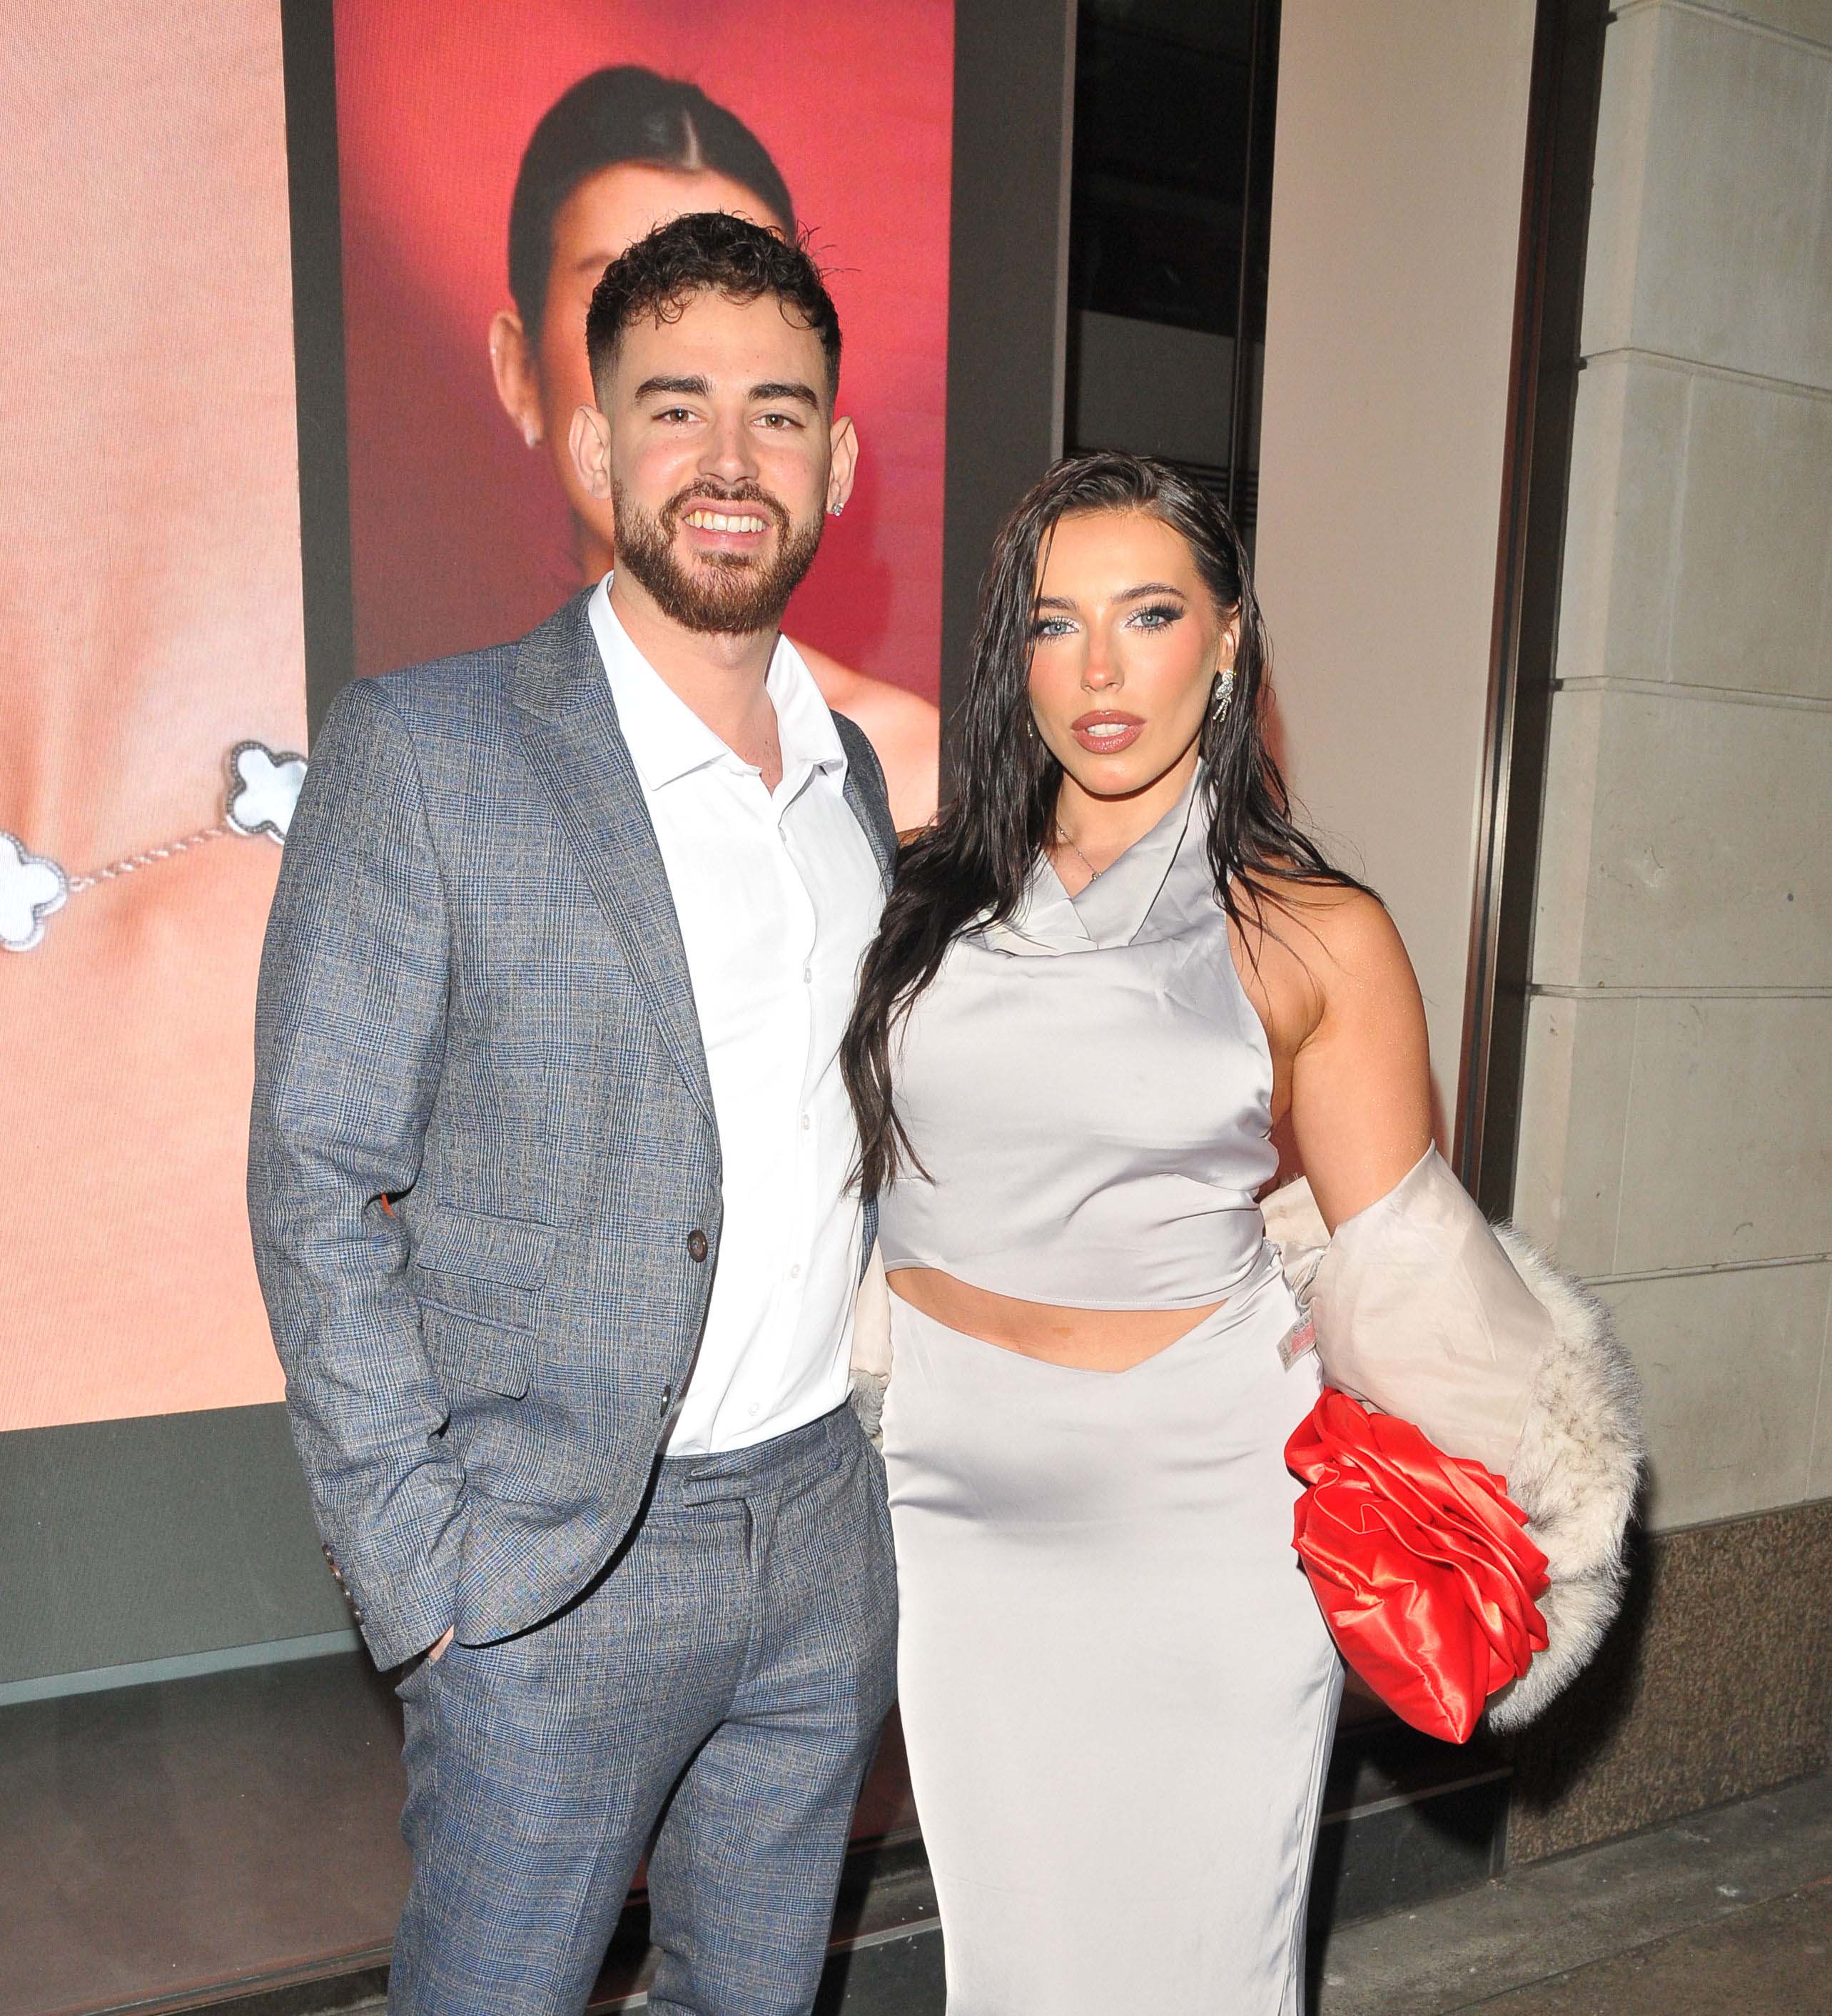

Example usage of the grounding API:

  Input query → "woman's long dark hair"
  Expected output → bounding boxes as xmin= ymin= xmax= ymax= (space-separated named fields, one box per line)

xmin=841 ymin=450 xmax=1372 ymax=1197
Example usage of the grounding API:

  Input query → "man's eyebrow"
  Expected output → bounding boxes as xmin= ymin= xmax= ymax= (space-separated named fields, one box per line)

xmin=634 ymin=375 xmax=711 ymax=401
xmin=749 ymin=380 xmax=821 ymax=409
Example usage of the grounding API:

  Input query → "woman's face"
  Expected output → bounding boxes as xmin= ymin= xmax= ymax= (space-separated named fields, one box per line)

xmin=492 ymin=163 xmax=786 ymax=561
xmin=1026 ymin=509 xmax=1238 ymax=800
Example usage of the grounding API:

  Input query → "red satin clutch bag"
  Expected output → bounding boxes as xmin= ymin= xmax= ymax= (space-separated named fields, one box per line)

xmin=1286 ymin=1387 xmax=1550 ymax=1745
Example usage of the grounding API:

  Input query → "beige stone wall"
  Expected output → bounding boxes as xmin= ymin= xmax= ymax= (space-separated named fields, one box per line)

xmin=1514 ymin=0 xmax=1832 ymax=1531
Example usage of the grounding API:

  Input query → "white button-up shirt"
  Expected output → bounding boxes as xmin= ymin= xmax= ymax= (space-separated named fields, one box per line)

xmin=588 ymin=579 xmax=884 ymax=1454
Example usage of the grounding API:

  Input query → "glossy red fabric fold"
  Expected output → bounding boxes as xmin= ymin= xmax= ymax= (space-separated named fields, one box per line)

xmin=1286 ymin=1387 xmax=1549 ymax=1745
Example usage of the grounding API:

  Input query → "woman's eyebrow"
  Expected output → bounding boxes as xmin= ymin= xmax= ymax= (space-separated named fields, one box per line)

xmin=1115 ymin=582 xmax=1186 ymax=602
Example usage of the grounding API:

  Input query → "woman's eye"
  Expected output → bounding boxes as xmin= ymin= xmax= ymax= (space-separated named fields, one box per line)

xmin=1030 ymin=617 xmax=1074 ymax=639
xmin=1130 ymin=602 xmax=1183 ymax=629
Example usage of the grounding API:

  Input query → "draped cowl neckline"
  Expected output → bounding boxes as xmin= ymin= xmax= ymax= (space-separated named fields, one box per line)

xmin=978 ymin=763 xmax=1209 ymax=957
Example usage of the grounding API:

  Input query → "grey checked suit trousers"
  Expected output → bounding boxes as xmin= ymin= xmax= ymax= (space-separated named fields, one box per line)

xmin=248 ymin=592 xmax=900 ymax=2015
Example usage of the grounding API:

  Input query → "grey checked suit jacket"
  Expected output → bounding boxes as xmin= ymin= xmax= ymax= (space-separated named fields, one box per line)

xmin=248 ymin=591 xmax=898 ymax=1669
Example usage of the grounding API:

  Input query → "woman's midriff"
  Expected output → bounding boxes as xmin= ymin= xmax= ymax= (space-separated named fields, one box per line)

xmin=886 ymin=1268 xmax=1227 ymax=1372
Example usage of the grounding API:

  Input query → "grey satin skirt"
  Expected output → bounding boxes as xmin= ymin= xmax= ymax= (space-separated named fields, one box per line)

xmin=882 ymin=1247 xmax=1343 ymax=2014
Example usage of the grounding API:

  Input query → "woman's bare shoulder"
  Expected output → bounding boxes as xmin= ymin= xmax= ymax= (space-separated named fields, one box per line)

xmin=1275 ymin=879 xmax=1405 ymax=971
xmin=1235 ymin=873 xmax=1419 ymax=1045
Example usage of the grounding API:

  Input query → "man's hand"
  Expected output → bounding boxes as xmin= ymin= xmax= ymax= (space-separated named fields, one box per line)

xmin=427 ymin=1627 xmax=455 ymax=1663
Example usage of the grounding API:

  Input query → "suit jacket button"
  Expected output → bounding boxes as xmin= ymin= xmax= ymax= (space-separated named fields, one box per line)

xmin=687 ymin=1230 xmax=709 ymax=1262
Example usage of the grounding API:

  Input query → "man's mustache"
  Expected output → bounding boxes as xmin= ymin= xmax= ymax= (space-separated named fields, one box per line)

xmin=660 ymin=482 xmax=792 ymax=535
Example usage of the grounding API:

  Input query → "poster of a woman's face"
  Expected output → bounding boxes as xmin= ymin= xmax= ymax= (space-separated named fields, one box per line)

xmin=0 ymin=0 xmax=951 ymax=1444
xmin=335 ymin=0 xmax=954 ymax=827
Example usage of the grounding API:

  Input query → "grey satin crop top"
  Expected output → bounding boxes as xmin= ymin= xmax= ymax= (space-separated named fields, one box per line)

xmin=879 ymin=766 xmax=1278 ymax=1309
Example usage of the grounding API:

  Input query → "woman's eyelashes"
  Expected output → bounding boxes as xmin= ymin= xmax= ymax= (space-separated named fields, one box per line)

xmin=1030 ymin=601 xmax=1185 ymax=641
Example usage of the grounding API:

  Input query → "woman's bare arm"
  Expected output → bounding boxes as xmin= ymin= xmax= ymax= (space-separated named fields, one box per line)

xmin=1247 ymin=886 xmax=1434 ymax=1232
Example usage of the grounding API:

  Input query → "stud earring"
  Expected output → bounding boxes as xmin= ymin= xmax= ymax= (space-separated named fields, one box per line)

xmin=523 ymin=422 xmax=542 ymax=450
xmin=829 ymin=500 xmax=844 ymax=517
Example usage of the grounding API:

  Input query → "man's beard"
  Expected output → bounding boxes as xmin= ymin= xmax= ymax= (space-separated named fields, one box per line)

xmin=612 ymin=478 xmax=826 ymax=637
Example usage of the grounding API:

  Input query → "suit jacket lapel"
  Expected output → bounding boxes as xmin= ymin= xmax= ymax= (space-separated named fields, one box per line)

xmin=510 ymin=593 xmax=715 ymax=1128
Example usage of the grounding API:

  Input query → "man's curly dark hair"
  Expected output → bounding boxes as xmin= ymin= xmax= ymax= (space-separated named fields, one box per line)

xmin=585 ymin=211 xmax=841 ymax=405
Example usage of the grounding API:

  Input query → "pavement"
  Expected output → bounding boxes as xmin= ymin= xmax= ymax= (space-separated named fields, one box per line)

xmin=813 ymin=1767 xmax=1832 ymax=2013
xmin=1312 ymin=1766 xmax=1832 ymax=2015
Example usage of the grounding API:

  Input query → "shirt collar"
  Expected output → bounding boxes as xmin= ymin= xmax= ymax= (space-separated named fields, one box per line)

xmin=587 ymin=574 xmax=847 ymax=794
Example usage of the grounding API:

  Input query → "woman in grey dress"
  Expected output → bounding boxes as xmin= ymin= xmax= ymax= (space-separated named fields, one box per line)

xmin=841 ymin=452 xmax=1437 ymax=2012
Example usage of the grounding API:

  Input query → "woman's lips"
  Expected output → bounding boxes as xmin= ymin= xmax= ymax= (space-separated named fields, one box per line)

xmin=1070 ymin=711 xmax=1145 ymax=754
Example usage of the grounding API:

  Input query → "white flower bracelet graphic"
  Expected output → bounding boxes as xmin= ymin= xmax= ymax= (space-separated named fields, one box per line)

xmin=1 ymin=740 xmax=307 ymax=953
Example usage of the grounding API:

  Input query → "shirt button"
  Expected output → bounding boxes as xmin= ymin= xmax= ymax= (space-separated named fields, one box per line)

xmin=687 ymin=1230 xmax=709 ymax=1262
xmin=803 ymin=965 xmax=813 ymax=983
xmin=748 ymin=1402 xmax=761 ymax=1417
xmin=789 ymin=1263 xmax=801 ymax=1280
xmin=800 ymin=1114 xmax=811 ymax=1131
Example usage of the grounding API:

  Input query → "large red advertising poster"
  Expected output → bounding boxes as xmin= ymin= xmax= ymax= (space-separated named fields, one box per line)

xmin=334 ymin=0 xmax=953 ymax=826
xmin=0 ymin=0 xmax=953 ymax=1439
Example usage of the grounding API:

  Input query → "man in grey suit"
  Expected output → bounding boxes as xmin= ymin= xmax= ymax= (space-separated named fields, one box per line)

xmin=249 ymin=213 xmax=899 ymax=2016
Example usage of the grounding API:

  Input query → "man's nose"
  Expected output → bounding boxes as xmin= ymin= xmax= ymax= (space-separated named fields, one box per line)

xmin=698 ymin=412 xmax=756 ymax=485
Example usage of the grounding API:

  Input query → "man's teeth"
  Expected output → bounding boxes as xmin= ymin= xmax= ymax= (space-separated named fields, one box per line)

xmin=684 ymin=510 xmax=767 ymax=533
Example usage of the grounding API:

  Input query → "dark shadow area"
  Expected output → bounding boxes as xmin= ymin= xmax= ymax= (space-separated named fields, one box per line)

xmin=1509 ymin=1513 xmax=1658 ymax=1818
xmin=1304 ymin=1708 xmax=1512 ymax=2009
xmin=1507 ymin=1496 xmax=1832 ymax=1864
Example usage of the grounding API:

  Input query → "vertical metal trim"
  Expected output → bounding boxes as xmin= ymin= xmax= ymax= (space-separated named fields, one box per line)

xmin=1454 ymin=0 xmax=1611 ymax=1213
xmin=1226 ymin=0 xmax=1270 ymax=519
xmin=1051 ymin=0 xmax=1080 ymax=462
xmin=939 ymin=0 xmax=1081 ymax=784
xmin=280 ymin=0 xmax=355 ymax=739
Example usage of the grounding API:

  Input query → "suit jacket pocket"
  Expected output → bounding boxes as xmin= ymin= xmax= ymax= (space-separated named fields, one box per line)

xmin=420 ymin=1302 xmax=533 ymax=1399
xmin=410 ymin=1205 xmax=559 ymax=1337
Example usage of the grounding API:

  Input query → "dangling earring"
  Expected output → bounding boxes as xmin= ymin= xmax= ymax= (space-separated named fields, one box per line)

xmin=1210 ymin=668 xmax=1237 ymax=723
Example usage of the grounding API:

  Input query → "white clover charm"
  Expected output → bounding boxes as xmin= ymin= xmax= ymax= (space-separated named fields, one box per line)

xmin=0 ymin=832 xmax=69 ymax=952
xmin=226 ymin=740 xmax=308 ymax=842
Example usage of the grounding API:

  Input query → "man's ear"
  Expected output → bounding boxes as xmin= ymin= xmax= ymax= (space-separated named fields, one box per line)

xmin=569 ymin=402 xmax=614 ymax=502
xmin=827 ymin=415 xmax=859 ymax=515
xmin=489 ymin=308 xmax=544 ymax=448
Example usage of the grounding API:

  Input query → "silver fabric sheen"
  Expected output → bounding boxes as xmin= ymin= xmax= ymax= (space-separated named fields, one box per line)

xmin=879 ymin=765 xmax=1278 ymax=1308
